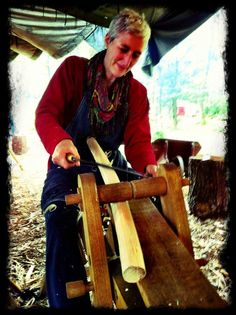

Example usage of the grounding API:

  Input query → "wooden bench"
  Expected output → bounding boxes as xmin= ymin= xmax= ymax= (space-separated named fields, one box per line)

xmin=65 ymin=168 xmax=227 ymax=309
xmin=152 ymin=138 xmax=201 ymax=176
xmin=65 ymin=138 xmax=227 ymax=310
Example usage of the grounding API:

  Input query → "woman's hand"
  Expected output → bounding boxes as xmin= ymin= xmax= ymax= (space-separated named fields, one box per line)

xmin=145 ymin=164 xmax=158 ymax=177
xmin=52 ymin=139 xmax=80 ymax=169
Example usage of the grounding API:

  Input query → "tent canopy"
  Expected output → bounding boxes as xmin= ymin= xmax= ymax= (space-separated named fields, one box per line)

xmin=9 ymin=3 xmax=221 ymax=75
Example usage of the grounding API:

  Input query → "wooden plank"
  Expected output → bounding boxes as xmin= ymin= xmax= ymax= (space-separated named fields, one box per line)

xmin=129 ymin=198 xmax=227 ymax=309
xmin=157 ymin=163 xmax=194 ymax=255
xmin=77 ymin=173 xmax=113 ymax=308
xmin=87 ymin=137 xmax=146 ymax=283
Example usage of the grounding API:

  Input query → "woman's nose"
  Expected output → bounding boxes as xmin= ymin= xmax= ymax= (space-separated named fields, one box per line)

xmin=123 ymin=53 xmax=132 ymax=67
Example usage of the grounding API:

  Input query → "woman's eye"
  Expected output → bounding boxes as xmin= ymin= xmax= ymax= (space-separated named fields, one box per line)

xmin=132 ymin=52 xmax=140 ymax=59
xmin=120 ymin=47 xmax=129 ymax=53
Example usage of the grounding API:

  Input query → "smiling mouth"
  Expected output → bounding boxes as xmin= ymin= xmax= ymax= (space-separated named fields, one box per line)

xmin=116 ymin=63 xmax=127 ymax=71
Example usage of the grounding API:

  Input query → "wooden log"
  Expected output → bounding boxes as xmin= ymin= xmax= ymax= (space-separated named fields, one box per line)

xmin=129 ymin=198 xmax=227 ymax=309
xmin=157 ymin=163 xmax=194 ymax=256
xmin=11 ymin=135 xmax=28 ymax=155
xmin=65 ymin=176 xmax=167 ymax=205
xmin=188 ymin=156 xmax=229 ymax=218
xmin=87 ymin=137 xmax=146 ymax=283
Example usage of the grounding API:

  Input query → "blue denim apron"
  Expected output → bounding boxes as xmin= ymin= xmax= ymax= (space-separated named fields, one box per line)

xmin=41 ymin=95 xmax=132 ymax=308
xmin=41 ymin=94 xmax=132 ymax=211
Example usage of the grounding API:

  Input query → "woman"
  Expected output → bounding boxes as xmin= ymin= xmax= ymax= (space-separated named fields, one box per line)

xmin=35 ymin=8 xmax=157 ymax=309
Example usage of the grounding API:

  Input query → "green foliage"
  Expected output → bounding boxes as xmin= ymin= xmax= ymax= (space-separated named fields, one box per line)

xmin=154 ymin=130 xmax=165 ymax=139
xmin=154 ymin=9 xmax=227 ymax=124
xmin=204 ymin=100 xmax=228 ymax=117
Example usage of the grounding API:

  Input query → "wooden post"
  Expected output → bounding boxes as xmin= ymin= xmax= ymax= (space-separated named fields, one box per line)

xmin=188 ymin=156 xmax=229 ymax=218
xmin=157 ymin=163 xmax=194 ymax=256
xmin=66 ymin=173 xmax=113 ymax=308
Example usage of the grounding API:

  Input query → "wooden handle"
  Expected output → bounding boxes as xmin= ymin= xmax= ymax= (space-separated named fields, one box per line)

xmin=87 ymin=137 xmax=146 ymax=283
xmin=66 ymin=153 xmax=77 ymax=163
xmin=66 ymin=280 xmax=94 ymax=299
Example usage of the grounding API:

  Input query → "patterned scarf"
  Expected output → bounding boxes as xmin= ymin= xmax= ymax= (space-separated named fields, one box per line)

xmin=87 ymin=50 xmax=131 ymax=136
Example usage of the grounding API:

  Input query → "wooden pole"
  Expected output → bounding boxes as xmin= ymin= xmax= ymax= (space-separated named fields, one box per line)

xmin=87 ymin=137 xmax=146 ymax=283
xmin=65 ymin=176 xmax=167 ymax=205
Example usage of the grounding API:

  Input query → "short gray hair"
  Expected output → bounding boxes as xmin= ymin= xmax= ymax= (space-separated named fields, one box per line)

xmin=108 ymin=8 xmax=151 ymax=45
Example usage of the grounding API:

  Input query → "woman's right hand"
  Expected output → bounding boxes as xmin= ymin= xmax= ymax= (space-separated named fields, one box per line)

xmin=51 ymin=139 xmax=80 ymax=169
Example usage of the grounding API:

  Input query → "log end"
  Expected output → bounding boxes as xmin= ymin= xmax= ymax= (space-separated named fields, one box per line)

xmin=122 ymin=266 xmax=146 ymax=283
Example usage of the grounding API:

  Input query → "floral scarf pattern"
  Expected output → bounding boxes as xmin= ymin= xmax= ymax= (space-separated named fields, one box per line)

xmin=87 ymin=50 xmax=131 ymax=136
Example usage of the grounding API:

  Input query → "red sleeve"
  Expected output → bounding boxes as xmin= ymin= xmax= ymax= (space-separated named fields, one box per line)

xmin=124 ymin=78 xmax=156 ymax=173
xmin=35 ymin=56 xmax=87 ymax=155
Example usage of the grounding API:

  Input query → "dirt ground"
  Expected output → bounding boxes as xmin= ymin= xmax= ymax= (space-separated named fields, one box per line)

xmin=6 ymin=134 xmax=232 ymax=309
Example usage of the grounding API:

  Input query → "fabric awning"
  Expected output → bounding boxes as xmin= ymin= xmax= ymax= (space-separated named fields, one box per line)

xmin=9 ymin=4 xmax=221 ymax=74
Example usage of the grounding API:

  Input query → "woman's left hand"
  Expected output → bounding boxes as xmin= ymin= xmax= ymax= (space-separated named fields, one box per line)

xmin=145 ymin=164 xmax=158 ymax=177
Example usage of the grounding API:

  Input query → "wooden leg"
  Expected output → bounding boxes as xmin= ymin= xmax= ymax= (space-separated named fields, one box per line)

xmin=157 ymin=163 xmax=194 ymax=256
xmin=78 ymin=173 xmax=113 ymax=308
xmin=66 ymin=173 xmax=113 ymax=308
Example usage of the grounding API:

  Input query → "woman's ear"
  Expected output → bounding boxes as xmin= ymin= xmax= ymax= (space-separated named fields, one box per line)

xmin=105 ymin=33 xmax=111 ymax=47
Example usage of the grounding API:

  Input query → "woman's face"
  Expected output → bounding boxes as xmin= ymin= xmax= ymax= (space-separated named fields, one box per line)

xmin=104 ymin=31 xmax=146 ymax=84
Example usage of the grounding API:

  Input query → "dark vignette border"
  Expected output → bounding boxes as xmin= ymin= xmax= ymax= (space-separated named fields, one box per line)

xmin=1 ymin=1 xmax=235 ymax=315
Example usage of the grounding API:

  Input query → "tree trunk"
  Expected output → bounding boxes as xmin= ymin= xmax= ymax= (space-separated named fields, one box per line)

xmin=188 ymin=156 xmax=229 ymax=219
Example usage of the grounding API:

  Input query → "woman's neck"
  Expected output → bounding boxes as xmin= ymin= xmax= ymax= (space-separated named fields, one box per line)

xmin=105 ymin=71 xmax=116 ymax=88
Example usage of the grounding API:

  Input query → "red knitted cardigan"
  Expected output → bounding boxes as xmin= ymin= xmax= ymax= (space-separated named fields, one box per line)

xmin=35 ymin=55 xmax=156 ymax=173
